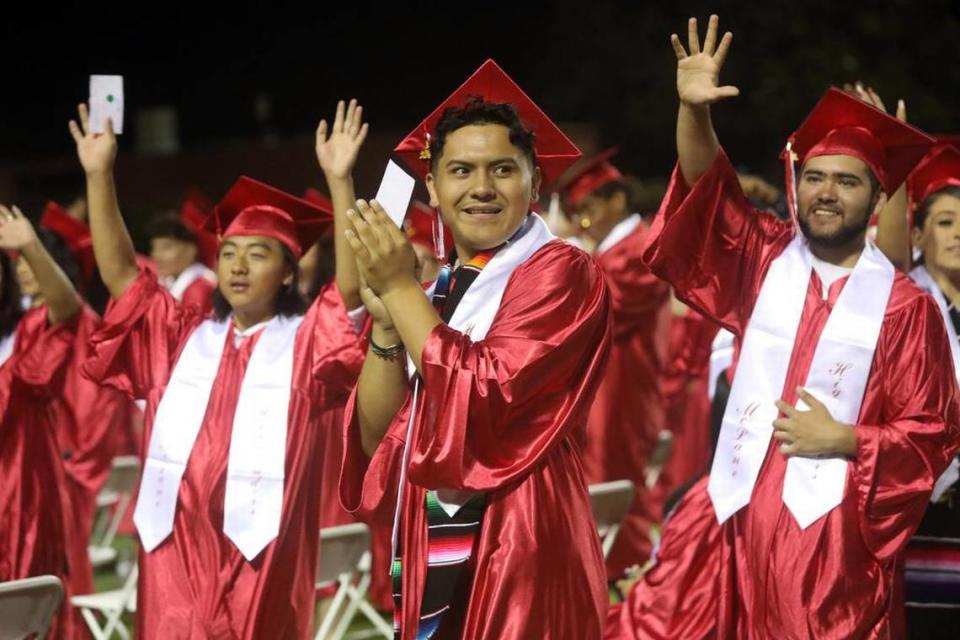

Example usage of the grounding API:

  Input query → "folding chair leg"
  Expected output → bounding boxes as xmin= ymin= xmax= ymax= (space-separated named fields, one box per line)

xmin=315 ymin=574 xmax=351 ymax=640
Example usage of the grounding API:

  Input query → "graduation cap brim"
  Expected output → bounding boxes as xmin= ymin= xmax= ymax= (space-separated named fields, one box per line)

xmin=206 ymin=177 xmax=333 ymax=258
xmin=394 ymin=59 xmax=581 ymax=189
xmin=788 ymin=87 xmax=934 ymax=193
xmin=555 ymin=147 xmax=624 ymax=208
xmin=907 ymin=143 xmax=960 ymax=218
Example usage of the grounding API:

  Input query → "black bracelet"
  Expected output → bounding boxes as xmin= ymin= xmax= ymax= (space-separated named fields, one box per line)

xmin=370 ymin=335 xmax=405 ymax=360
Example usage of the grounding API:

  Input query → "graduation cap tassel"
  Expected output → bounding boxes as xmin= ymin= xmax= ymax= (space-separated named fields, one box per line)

xmin=783 ymin=140 xmax=801 ymax=231
xmin=434 ymin=207 xmax=446 ymax=261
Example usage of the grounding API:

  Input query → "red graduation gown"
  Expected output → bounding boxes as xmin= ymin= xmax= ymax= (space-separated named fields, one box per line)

xmin=656 ymin=309 xmax=717 ymax=498
xmin=83 ymin=270 xmax=364 ymax=639
xmin=642 ymin=150 xmax=960 ymax=639
xmin=179 ymin=276 xmax=216 ymax=315
xmin=55 ymin=305 xmax=133 ymax=600
xmin=604 ymin=477 xmax=722 ymax=640
xmin=582 ymin=220 xmax=671 ymax=577
xmin=341 ymin=241 xmax=613 ymax=639
xmin=0 ymin=306 xmax=80 ymax=638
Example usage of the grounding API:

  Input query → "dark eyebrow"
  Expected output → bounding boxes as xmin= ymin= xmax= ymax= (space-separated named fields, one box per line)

xmin=220 ymin=239 xmax=273 ymax=251
xmin=801 ymin=169 xmax=863 ymax=183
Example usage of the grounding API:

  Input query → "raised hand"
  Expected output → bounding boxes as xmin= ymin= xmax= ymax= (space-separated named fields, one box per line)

xmin=316 ymin=99 xmax=370 ymax=180
xmin=842 ymin=82 xmax=907 ymax=122
xmin=344 ymin=200 xmax=417 ymax=296
xmin=68 ymin=103 xmax=118 ymax=176
xmin=0 ymin=205 xmax=39 ymax=251
xmin=671 ymin=15 xmax=739 ymax=107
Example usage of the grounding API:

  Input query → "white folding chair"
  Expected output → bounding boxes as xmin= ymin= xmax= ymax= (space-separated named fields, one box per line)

xmin=88 ymin=456 xmax=141 ymax=570
xmin=314 ymin=523 xmax=392 ymax=640
xmin=589 ymin=480 xmax=636 ymax=559
xmin=0 ymin=575 xmax=64 ymax=640
xmin=71 ymin=564 xmax=137 ymax=640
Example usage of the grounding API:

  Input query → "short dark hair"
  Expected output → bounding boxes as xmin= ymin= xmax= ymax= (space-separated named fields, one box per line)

xmin=914 ymin=185 xmax=960 ymax=230
xmin=0 ymin=252 xmax=23 ymax=340
xmin=147 ymin=213 xmax=197 ymax=245
xmin=429 ymin=96 xmax=537 ymax=174
xmin=211 ymin=244 xmax=306 ymax=320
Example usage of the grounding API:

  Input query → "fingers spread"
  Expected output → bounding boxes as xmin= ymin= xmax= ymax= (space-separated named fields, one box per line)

xmin=713 ymin=32 xmax=734 ymax=68
xmin=670 ymin=34 xmax=688 ymax=60
xmin=703 ymin=14 xmax=719 ymax=55
xmin=687 ymin=17 xmax=701 ymax=55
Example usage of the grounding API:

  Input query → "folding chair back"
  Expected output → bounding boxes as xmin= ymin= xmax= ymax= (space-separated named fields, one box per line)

xmin=0 ymin=575 xmax=64 ymax=640
xmin=317 ymin=523 xmax=371 ymax=587
xmin=315 ymin=523 xmax=392 ymax=640
xmin=589 ymin=480 xmax=636 ymax=558
xmin=89 ymin=456 xmax=141 ymax=569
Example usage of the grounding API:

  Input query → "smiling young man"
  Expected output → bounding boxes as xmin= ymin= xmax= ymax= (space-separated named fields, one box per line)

xmin=640 ymin=15 xmax=960 ymax=638
xmin=70 ymin=102 xmax=367 ymax=638
xmin=339 ymin=60 xmax=613 ymax=639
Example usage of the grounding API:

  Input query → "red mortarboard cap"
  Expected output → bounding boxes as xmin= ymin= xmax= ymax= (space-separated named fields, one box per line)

xmin=40 ymin=201 xmax=96 ymax=282
xmin=180 ymin=189 xmax=218 ymax=267
xmin=206 ymin=177 xmax=333 ymax=259
xmin=557 ymin=148 xmax=624 ymax=209
xmin=403 ymin=200 xmax=453 ymax=253
xmin=786 ymin=88 xmax=934 ymax=194
xmin=394 ymin=59 xmax=581 ymax=188
xmin=907 ymin=141 xmax=960 ymax=226
xmin=303 ymin=188 xmax=334 ymax=213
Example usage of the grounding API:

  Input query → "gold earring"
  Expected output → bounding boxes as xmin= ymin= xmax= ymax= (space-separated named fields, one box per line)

xmin=580 ymin=217 xmax=592 ymax=230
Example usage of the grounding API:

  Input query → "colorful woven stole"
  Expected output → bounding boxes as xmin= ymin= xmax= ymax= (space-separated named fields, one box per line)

xmin=392 ymin=248 xmax=497 ymax=639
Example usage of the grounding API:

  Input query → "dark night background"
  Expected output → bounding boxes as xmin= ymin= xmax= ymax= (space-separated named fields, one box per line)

xmin=2 ymin=0 xmax=958 ymax=231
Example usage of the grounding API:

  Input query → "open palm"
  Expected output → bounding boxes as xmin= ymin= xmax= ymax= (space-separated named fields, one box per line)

xmin=68 ymin=103 xmax=118 ymax=175
xmin=0 ymin=206 xmax=38 ymax=251
xmin=316 ymin=99 xmax=369 ymax=180
xmin=672 ymin=15 xmax=739 ymax=107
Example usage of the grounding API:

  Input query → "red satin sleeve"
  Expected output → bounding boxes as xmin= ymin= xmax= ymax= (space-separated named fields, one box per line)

xmin=408 ymin=241 xmax=612 ymax=492
xmin=854 ymin=292 xmax=960 ymax=561
xmin=642 ymin=149 xmax=792 ymax=334
xmin=82 ymin=268 xmax=200 ymax=399
xmin=9 ymin=305 xmax=78 ymax=394
xmin=303 ymin=282 xmax=366 ymax=406
xmin=600 ymin=224 xmax=670 ymax=339
xmin=339 ymin=387 xmax=410 ymax=526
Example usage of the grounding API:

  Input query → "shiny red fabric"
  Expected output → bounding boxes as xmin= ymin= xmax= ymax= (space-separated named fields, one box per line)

xmin=179 ymin=276 xmax=217 ymax=316
xmin=642 ymin=149 xmax=960 ymax=638
xmin=0 ymin=306 xmax=81 ymax=638
xmin=582 ymin=221 xmax=672 ymax=577
xmin=341 ymin=241 xmax=612 ymax=639
xmin=83 ymin=270 xmax=364 ymax=639
xmin=656 ymin=310 xmax=718 ymax=499
xmin=604 ymin=477 xmax=722 ymax=640
xmin=56 ymin=305 xmax=132 ymax=602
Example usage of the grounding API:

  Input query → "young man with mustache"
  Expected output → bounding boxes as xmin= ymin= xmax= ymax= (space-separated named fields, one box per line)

xmin=641 ymin=14 xmax=960 ymax=638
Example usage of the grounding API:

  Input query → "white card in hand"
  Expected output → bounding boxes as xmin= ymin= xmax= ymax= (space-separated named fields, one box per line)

xmin=89 ymin=75 xmax=124 ymax=134
xmin=374 ymin=160 xmax=416 ymax=227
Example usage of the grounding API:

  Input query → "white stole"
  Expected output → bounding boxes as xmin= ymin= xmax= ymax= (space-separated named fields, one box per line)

xmin=163 ymin=263 xmax=217 ymax=302
xmin=0 ymin=331 xmax=15 ymax=368
xmin=595 ymin=213 xmax=643 ymax=256
xmin=910 ymin=265 xmax=960 ymax=502
xmin=708 ymin=235 xmax=894 ymax=529
xmin=391 ymin=213 xmax=555 ymax=559
xmin=133 ymin=314 xmax=303 ymax=560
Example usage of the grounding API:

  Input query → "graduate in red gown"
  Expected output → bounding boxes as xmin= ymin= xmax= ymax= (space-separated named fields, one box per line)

xmin=559 ymin=149 xmax=672 ymax=577
xmin=19 ymin=205 xmax=132 ymax=608
xmin=147 ymin=191 xmax=220 ymax=314
xmin=70 ymin=99 xmax=367 ymax=638
xmin=0 ymin=204 xmax=84 ymax=638
xmin=641 ymin=15 xmax=960 ymax=638
xmin=339 ymin=60 xmax=612 ymax=639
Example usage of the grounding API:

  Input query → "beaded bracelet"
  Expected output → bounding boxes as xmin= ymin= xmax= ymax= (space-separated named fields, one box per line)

xmin=370 ymin=335 xmax=405 ymax=361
